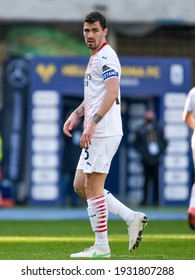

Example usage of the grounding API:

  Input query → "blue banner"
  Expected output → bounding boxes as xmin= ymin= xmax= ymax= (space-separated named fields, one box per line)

xmin=30 ymin=56 xmax=191 ymax=96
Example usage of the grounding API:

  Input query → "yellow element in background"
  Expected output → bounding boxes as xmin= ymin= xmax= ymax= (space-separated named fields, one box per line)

xmin=0 ymin=234 xmax=195 ymax=243
xmin=61 ymin=64 xmax=86 ymax=77
xmin=36 ymin=64 xmax=56 ymax=83
xmin=122 ymin=66 xmax=161 ymax=78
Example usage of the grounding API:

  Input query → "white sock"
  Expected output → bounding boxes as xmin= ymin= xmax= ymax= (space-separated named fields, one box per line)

xmin=87 ymin=195 xmax=110 ymax=251
xmin=189 ymin=183 xmax=195 ymax=209
xmin=104 ymin=189 xmax=136 ymax=225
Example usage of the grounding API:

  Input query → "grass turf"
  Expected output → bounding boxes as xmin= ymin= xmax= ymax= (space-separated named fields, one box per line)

xmin=0 ymin=220 xmax=194 ymax=260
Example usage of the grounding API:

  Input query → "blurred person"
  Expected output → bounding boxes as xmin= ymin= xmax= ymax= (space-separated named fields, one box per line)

xmin=182 ymin=87 xmax=195 ymax=230
xmin=63 ymin=11 xmax=148 ymax=258
xmin=133 ymin=110 xmax=167 ymax=206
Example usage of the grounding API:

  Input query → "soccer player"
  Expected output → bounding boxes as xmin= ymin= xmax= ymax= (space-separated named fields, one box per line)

xmin=63 ymin=11 xmax=148 ymax=258
xmin=183 ymin=87 xmax=195 ymax=230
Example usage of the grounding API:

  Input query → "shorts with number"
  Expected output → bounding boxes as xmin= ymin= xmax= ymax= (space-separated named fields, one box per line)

xmin=76 ymin=136 xmax=122 ymax=174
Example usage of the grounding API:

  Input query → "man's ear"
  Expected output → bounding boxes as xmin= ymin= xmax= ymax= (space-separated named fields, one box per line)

xmin=103 ymin=27 xmax=108 ymax=37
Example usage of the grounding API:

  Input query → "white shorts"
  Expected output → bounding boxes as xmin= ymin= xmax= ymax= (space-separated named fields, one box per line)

xmin=76 ymin=136 xmax=122 ymax=174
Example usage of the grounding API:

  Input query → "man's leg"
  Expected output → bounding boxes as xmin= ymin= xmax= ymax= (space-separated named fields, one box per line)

xmin=189 ymin=183 xmax=195 ymax=209
xmin=104 ymin=189 xmax=148 ymax=251
xmin=85 ymin=172 xmax=110 ymax=252
xmin=188 ymin=183 xmax=195 ymax=230
xmin=73 ymin=169 xmax=148 ymax=252
xmin=73 ymin=169 xmax=86 ymax=199
xmin=104 ymin=189 xmax=136 ymax=223
xmin=187 ymin=149 xmax=195 ymax=230
xmin=70 ymin=171 xmax=111 ymax=258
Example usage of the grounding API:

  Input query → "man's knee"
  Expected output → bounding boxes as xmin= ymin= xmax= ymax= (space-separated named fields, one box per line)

xmin=73 ymin=178 xmax=86 ymax=199
xmin=73 ymin=180 xmax=80 ymax=194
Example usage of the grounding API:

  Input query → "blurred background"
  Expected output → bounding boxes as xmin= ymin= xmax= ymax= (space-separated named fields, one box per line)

xmin=0 ymin=0 xmax=194 ymax=209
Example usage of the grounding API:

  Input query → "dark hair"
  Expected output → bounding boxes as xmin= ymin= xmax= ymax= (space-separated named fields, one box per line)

xmin=84 ymin=12 xmax=107 ymax=29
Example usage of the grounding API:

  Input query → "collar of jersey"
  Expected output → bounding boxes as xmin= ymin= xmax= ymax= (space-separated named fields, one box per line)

xmin=98 ymin=42 xmax=108 ymax=52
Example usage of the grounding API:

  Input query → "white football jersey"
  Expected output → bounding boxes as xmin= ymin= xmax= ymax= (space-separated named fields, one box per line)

xmin=184 ymin=87 xmax=195 ymax=114
xmin=84 ymin=43 xmax=123 ymax=137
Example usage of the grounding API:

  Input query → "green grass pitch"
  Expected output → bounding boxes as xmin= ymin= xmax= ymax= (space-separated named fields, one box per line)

xmin=0 ymin=220 xmax=194 ymax=260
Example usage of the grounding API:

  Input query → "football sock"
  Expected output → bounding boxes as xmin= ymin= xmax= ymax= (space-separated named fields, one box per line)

xmin=189 ymin=183 xmax=195 ymax=209
xmin=104 ymin=189 xmax=136 ymax=225
xmin=87 ymin=195 xmax=110 ymax=251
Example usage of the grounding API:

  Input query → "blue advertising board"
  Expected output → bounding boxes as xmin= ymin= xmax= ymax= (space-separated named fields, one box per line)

xmin=30 ymin=56 xmax=191 ymax=94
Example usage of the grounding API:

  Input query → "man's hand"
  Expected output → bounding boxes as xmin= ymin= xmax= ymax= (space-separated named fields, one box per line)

xmin=63 ymin=113 xmax=78 ymax=137
xmin=80 ymin=121 xmax=96 ymax=148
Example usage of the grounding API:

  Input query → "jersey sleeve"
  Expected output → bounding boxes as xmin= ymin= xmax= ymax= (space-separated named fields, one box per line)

xmin=98 ymin=51 xmax=120 ymax=82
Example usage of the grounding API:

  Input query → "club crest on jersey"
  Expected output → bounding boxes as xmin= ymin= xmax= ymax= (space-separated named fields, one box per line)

xmin=84 ymin=73 xmax=92 ymax=87
xmin=85 ymin=73 xmax=92 ymax=80
xmin=102 ymin=68 xmax=118 ymax=81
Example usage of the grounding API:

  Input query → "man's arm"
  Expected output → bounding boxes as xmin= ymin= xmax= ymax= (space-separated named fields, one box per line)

xmin=72 ymin=101 xmax=85 ymax=119
xmin=94 ymin=77 xmax=119 ymax=122
xmin=80 ymin=77 xmax=119 ymax=148
xmin=182 ymin=110 xmax=195 ymax=129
